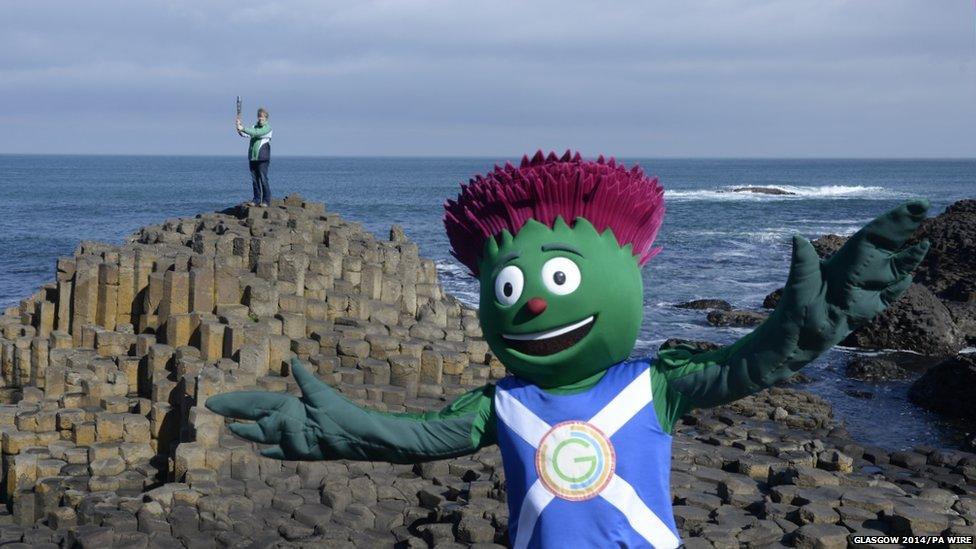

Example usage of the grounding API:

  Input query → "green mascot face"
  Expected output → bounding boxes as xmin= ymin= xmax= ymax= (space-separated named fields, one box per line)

xmin=477 ymin=216 xmax=644 ymax=388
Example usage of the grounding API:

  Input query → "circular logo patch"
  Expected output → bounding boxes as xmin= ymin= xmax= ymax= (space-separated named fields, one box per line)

xmin=535 ymin=420 xmax=615 ymax=501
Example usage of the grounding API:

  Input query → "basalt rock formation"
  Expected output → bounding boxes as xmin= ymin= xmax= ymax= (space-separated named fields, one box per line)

xmin=0 ymin=196 xmax=503 ymax=546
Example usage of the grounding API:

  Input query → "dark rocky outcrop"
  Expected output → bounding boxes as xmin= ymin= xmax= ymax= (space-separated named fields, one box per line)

xmin=762 ymin=288 xmax=782 ymax=309
xmin=911 ymin=199 xmax=976 ymax=303
xmin=675 ymin=299 xmax=732 ymax=311
xmin=909 ymin=353 xmax=976 ymax=423
xmin=844 ymin=356 xmax=911 ymax=382
xmin=756 ymin=204 xmax=974 ymax=356
xmin=731 ymin=186 xmax=796 ymax=195
xmin=842 ymin=200 xmax=976 ymax=353
xmin=841 ymin=284 xmax=963 ymax=356
xmin=946 ymin=301 xmax=976 ymax=345
xmin=706 ymin=309 xmax=768 ymax=328
xmin=810 ymin=234 xmax=848 ymax=260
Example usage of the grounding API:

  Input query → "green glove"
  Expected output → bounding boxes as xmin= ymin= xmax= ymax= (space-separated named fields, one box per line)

xmin=206 ymin=359 xmax=495 ymax=462
xmin=655 ymin=199 xmax=930 ymax=421
xmin=778 ymin=198 xmax=930 ymax=349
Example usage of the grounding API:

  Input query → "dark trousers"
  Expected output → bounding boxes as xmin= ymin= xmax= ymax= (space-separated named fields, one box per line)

xmin=249 ymin=160 xmax=271 ymax=205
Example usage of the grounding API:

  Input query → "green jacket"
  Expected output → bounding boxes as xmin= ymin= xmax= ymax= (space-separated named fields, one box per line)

xmin=241 ymin=123 xmax=272 ymax=161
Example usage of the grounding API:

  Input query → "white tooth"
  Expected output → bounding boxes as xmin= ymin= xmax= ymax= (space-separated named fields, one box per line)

xmin=502 ymin=316 xmax=594 ymax=341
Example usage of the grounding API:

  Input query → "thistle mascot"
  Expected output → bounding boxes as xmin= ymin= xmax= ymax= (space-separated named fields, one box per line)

xmin=207 ymin=151 xmax=930 ymax=548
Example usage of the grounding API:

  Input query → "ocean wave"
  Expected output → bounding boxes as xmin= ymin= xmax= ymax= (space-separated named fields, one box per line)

xmin=793 ymin=218 xmax=873 ymax=225
xmin=666 ymin=185 xmax=906 ymax=202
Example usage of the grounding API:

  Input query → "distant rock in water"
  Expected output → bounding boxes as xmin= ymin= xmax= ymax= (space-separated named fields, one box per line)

xmin=659 ymin=338 xmax=721 ymax=353
xmin=845 ymin=356 xmax=910 ymax=382
xmin=731 ymin=186 xmax=796 ymax=195
xmin=675 ymin=299 xmax=732 ymax=311
xmin=762 ymin=288 xmax=782 ymax=309
xmin=909 ymin=353 xmax=976 ymax=423
xmin=845 ymin=388 xmax=875 ymax=399
xmin=706 ymin=309 xmax=768 ymax=327
xmin=841 ymin=284 xmax=964 ymax=356
xmin=911 ymin=199 xmax=976 ymax=302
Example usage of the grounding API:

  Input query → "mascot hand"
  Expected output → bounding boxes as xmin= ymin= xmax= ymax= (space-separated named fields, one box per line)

xmin=777 ymin=199 xmax=929 ymax=348
xmin=206 ymin=360 xmax=340 ymax=460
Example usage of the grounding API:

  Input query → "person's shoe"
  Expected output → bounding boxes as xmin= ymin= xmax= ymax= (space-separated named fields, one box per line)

xmin=261 ymin=202 xmax=271 ymax=207
xmin=244 ymin=201 xmax=256 ymax=207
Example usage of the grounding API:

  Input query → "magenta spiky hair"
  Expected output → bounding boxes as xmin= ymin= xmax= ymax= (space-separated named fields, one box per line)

xmin=444 ymin=150 xmax=665 ymax=276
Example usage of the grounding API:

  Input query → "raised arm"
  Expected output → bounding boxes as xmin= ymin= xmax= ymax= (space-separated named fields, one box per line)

xmin=206 ymin=358 xmax=496 ymax=463
xmin=239 ymin=124 xmax=272 ymax=138
xmin=650 ymin=200 xmax=931 ymax=431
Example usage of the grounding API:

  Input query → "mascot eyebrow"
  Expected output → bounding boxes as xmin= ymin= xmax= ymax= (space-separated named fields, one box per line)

xmin=540 ymin=243 xmax=583 ymax=255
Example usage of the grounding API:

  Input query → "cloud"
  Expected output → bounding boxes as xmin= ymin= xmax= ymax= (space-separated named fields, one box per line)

xmin=2 ymin=0 xmax=974 ymax=156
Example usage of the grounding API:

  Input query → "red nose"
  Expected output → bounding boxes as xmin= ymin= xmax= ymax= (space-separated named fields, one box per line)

xmin=525 ymin=297 xmax=548 ymax=316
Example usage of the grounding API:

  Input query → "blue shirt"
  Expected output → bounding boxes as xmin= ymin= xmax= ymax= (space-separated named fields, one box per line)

xmin=494 ymin=359 xmax=681 ymax=548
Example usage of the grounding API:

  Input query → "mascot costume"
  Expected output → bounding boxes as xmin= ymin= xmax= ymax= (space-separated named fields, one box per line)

xmin=207 ymin=151 xmax=930 ymax=548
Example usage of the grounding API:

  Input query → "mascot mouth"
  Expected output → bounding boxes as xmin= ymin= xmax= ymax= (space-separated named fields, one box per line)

xmin=502 ymin=316 xmax=595 ymax=356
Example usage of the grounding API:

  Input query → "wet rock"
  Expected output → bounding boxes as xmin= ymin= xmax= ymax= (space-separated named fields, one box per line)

xmin=706 ymin=309 xmax=769 ymax=328
xmin=842 ymin=283 xmax=964 ymax=356
xmin=762 ymin=288 xmax=782 ymax=309
xmin=909 ymin=353 xmax=976 ymax=423
xmin=732 ymin=187 xmax=796 ymax=195
xmin=911 ymin=199 xmax=976 ymax=302
xmin=946 ymin=301 xmax=976 ymax=344
xmin=675 ymin=299 xmax=733 ymax=311
xmin=844 ymin=356 xmax=910 ymax=382
xmin=810 ymin=234 xmax=848 ymax=260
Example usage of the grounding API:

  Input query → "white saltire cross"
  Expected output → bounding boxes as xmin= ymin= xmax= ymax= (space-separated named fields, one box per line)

xmin=495 ymin=367 xmax=681 ymax=549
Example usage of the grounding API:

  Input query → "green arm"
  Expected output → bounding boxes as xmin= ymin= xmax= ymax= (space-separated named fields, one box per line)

xmin=206 ymin=358 xmax=497 ymax=463
xmin=240 ymin=124 xmax=271 ymax=138
xmin=650 ymin=200 xmax=931 ymax=433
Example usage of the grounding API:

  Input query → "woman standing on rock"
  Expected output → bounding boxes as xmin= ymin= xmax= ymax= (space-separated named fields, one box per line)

xmin=236 ymin=107 xmax=273 ymax=207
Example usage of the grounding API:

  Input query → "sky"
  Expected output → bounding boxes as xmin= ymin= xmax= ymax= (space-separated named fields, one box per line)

xmin=3 ymin=0 xmax=975 ymax=157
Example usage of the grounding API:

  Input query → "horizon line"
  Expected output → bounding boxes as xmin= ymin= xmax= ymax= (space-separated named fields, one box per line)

xmin=2 ymin=153 xmax=975 ymax=162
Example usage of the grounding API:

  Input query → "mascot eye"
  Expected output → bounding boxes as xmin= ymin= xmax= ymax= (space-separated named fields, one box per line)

xmin=541 ymin=257 xmax=581 ymax=295
xmin=494 ymin=265 xmax=524 ymax=306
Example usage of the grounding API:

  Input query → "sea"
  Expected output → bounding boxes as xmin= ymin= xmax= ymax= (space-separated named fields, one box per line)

xmin=1 ymin=155 xmax=974 ymax=450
